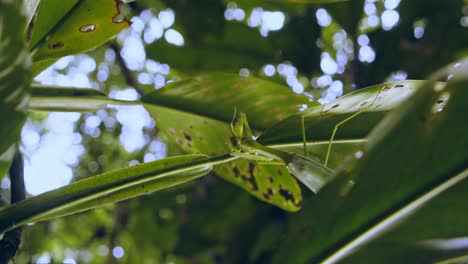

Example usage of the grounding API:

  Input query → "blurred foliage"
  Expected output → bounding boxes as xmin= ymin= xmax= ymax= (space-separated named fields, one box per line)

xmin=1 ymin=0 xmax=467 ymax=263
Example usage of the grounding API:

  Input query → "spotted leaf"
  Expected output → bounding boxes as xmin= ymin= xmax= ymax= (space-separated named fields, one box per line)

xmin=31 ymin=0 xmax=131 ymax=74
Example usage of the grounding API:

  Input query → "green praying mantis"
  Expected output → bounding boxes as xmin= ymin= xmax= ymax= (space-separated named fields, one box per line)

xmin=228 ymin=88 xmax=383 ymax=193
xmin=229 ymin=111 xmax=335 ymax=192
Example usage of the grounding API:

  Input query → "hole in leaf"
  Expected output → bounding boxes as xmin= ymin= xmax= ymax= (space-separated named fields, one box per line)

xmin=48 ymin=42 xmax=64 ymax=49
xmin=113 ymin=0 xmax=131 ymax=23
xmin=432 ymin=92 xmax=450 ymax=113
xmin=79 ymin=24 xmax=96 ymax=32
xmin=382 ymin=86 xmax=391 ymax=91
xmin=183 ymin=132 xmax=192 ymax=142
xmin=395 ymin=84 xmax=404 ymax=88
xmin=332 ymin=104 xmax=339 ymax=108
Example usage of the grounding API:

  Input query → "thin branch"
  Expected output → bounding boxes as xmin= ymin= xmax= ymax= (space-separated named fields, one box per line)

xmin=109 ymin=41 xmax=147 ymax=96
xmin=107 ymin=200 xmax=130 ymax=264
xmin=0 ymin=152 xmax=26 ymax=264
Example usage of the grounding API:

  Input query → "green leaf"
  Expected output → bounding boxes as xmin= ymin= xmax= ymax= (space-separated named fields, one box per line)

xmin=142 ymin=73 xmax=312 ymax=130
xmin=142 ymin=73 xmax=310 ymax=211
xmin=344 ymin=178 xmax=468 ymax=263
xmin=272 ymin=140 xmax=365 ymax=171
xmin=0 ymin=154 xmax=221 ymax=234
xmin=259 ymin=80 xmax=435 ymax=146
xmin=30 ymin=84 xmax=140 ymax=112
xmin=32 ymin=0 xmax=131 ymax=62
xmin=272 ymin=79 xmax=468 ymax=263
xmin=0 ymin=0 xmax=31 ymax=179
xmin=29 ymin=0 xmax=80 ymax=49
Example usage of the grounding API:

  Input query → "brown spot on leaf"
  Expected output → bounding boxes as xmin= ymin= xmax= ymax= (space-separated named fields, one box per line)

xmin=360 ymin=101 xmax=368 ymax=107
xmin=48 ymin=42 xmax=64 ymax=49
xmin=241 ymin=175 xmax=258 ymax=191
xmin=169 ymin=128 xmax=176 ymax=135
xmin=242 ymin=162 xmax=258 ymax=191
xmin=332 ymin=104 xmax=339 ymax=108
xmin=395 ymin=84 xmax=404 ymax=88
xmin=382 ymin=86 xmax=391 ymax=91
xmin=267 ymin=188 xmax=274 ymax=196
xmin=279 ymin=185 xmax=296 ymax=203
xmin=183 ymin=132 xmax=192 ymax=142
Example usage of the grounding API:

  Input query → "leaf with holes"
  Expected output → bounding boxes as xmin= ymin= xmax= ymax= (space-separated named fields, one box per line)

xmin=0 ymin=1 xmax=31 ymax=180
xmin=142 ymin=73 xmax=310 ymax=211
xmin=31 ymin=0 xmax=131 ymax=74
xmin=28 ymin=0 xmax=80 ymax=49
xmin=272 ymin=79 xmax=468 ymax=263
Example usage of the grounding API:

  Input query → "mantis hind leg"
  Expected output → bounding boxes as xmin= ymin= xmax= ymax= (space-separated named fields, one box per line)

xmin=324 ymin=89 xmax=383 ymax=166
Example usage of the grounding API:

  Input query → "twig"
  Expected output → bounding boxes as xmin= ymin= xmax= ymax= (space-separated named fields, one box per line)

xmin=109 ymin=41 xmax=147 ymax=95
xmin=107 ymin=200 xmax=130 ymax=264
xmin=0 ymin=152 xmax=26 ymax=264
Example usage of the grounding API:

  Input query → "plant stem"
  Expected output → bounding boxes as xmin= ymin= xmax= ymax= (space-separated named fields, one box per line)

xmin=0 ymin=152 xmax=25 ymax=264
